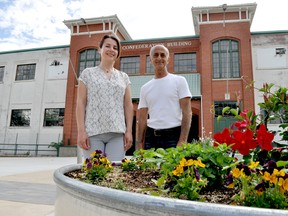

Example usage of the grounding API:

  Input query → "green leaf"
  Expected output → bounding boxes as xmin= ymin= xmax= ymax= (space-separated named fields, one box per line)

xmin=276 ymin=160 xmax=288 ymax=167
xmin=230 ymin=108 xmax=238 ymax=116
xmin=222 ymin=106 xmax=230 ymax=114
xmin=155 ymin=176 xmax=166 ymax=187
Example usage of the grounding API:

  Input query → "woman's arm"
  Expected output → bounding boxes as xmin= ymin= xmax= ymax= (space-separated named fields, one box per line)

xmin=123 ymin=85 xmax=133 ymax=151
xmin=76 ymin=81 xmax=90 ymax=150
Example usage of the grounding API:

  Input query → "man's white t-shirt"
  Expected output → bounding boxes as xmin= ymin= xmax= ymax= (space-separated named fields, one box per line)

xmin=138 ymin=73 xmax=192 ymax=129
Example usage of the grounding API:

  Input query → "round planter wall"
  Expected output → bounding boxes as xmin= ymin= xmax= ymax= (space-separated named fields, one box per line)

xmin=54 ymin=164 xmax=288 ymax=216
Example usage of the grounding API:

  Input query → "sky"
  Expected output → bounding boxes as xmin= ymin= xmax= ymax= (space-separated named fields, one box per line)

xmin=0 ymin=0 xmax=287 ymax=52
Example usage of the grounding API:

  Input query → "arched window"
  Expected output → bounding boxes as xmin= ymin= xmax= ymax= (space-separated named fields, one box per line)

xmin=78 ymin=49 xmax=100 ymax=76
xmin=212 ymin=40 xmax=240 ymax=79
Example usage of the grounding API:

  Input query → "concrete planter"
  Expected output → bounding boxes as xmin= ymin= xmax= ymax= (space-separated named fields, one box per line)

xmin=54 ymin=164 xmax=288 ymax=216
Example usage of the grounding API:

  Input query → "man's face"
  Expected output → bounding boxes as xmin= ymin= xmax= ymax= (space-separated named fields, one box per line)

xmin=150 ymin=46 xmax=169 ymax=71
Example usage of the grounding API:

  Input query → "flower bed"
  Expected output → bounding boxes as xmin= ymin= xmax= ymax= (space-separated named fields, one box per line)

xmin=54 ymin=82 xmax=288 ymax=215
xmin=54 ymin=163 xmax=288 ymax=216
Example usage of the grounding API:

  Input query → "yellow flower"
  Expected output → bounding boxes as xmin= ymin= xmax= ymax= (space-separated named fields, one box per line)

xmin=272 ymin=169 xmax=279 ymax=176
xmin=194 ymin=159 xmax=205 ymax=168
xmin=90 ymin=151 xmax=96 ymax=158
xmin=240 ymin=169 xmax=247 ymax=178
xmin=262 ymin=171 xmax=278 ymax=184
xmin=185 ymin=159 xmax=194 ymax=166
xmin=278 ymin=177 xmax=284 ymax=186
xmin=278 ymin=169 xmax=285 ymax=177
xmin=270 ymin=174 xmax=278 ymax=184
xmin=248 ymin=161 xmax=259 ymax=169
xmin=231 ymin=168 xmax=241 ymax=178
xmin=262 ymin=171 xmax=271 ymax=181
xmin=179 ymin=158 xmax=187 ymax=167
xmin=228 ymin=183 xmax=234 ymax=188
xmin=100 ymin=157 xmax=108 ymax=164
xmin=279 ymin=178 xmax=288 ymax=191
xmin=172 ymin=165 xmax=184 ymax=176
xmin=123 ymin=158 xmax=130 ymax=163
xmin=105 ymin=164 xmax=112 ymax=169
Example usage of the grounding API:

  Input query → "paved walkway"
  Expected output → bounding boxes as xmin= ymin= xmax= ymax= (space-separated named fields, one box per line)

xmin=0 ymin=157 xmax=77 ymax=216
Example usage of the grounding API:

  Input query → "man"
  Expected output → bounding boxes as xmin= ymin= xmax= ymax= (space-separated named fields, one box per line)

xmin=137 ymin=44 xmax=192 ymax=150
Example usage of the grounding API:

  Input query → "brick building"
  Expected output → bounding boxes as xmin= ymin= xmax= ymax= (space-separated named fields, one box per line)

xmin=1 ymin=3 xmax=287 ymax=155
xmin=63 ymin=3 xmax=256 ymax=149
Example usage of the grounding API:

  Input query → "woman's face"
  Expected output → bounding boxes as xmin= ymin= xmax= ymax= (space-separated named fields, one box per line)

xmin=100 ymin=38 xmax=119 ymax=62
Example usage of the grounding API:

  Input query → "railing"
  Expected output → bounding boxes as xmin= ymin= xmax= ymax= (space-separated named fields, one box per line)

xmin=0 ymin=143 xmax=58 ymax=157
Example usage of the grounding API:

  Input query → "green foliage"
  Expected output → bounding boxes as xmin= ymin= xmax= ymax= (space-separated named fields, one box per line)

xmin=48 ymin=140 xmax=63 ymax=150
xmin=111 ymin=179 xmax=127 ymax=190
xmin=82 ymin=150 xmax=113 ymax=183
xmin=122 ymin=141 xmax=235 ymax=200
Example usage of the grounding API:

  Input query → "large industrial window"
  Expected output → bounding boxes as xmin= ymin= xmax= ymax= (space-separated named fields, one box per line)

xmin=0 ymin=66 xmax=4 ymax=82
xmin=212 ymin=40 xmax=240 ymax=79
xmin=10 ymin=109 xmax=31 ymax=127
xmin=43 ymin=108 xmax=65 ymax=126
xmin=78 ymin=49 xmax=100 ymax=76
xmin=15 ymin=64 xmax=36 ymax=81
xmin=120 ymin=56 xmax=140 ymax=75
xmin=174 ymin=53 xmax=196 ymax=73
xmin=145 ymin=55 xmax=154 ymax=74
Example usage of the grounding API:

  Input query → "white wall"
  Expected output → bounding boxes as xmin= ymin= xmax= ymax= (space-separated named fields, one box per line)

xmin=252 ymin=34 xmax=288 ymax=113
xmin=0 ymin=47 xmax=69 ymax=155
xmin=251 ymin=33 xmax=288 ymax=144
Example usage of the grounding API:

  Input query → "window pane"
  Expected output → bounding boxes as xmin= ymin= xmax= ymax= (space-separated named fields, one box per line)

xmin=15 ymin=64 xmax=36 ymax=81
xmin=43 ymin=108 xmax=65 ymax=126
xmin=10 ymin=109 xmax=31 ymax=126
xmin=0 ymin=66 xmax=4 ymax=82
xmin=120 ymin=56 xmax=140 ymax=75
xmin=212 ymin=40 xmax=240 ymax=79
xmin=78 ymin=49 xmax=100 ymax=76
xmin=174 ymin=53 xmax=196 ymax=72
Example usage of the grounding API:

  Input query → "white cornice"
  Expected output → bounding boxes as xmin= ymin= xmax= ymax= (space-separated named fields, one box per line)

xmin=63 ymin=15 xmax=132 ymax=40
xmin=191 ymin=3 xmax=257 ymax=35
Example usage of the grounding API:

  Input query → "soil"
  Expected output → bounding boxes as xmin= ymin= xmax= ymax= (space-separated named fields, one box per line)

xmin=65 ymin=167 xmax=238 ymax=205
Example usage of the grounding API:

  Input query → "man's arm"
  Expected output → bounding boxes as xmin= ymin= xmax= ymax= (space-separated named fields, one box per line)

xmin=177 ymin=97 xmax=192 ymax=146
xmin=136 ymin=108 xmax=148 ymax=150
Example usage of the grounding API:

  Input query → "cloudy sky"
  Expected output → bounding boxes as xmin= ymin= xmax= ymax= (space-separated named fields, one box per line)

xmin=0 ymin=0 xmax=287 ymax=52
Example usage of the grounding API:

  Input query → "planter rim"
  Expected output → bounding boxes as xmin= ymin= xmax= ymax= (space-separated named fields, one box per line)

xmin=54 ymin=164 xmax=288 ymax=216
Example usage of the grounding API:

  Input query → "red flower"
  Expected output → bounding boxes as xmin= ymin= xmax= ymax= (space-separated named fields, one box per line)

xmin=213 ymin=128 xmax=235 ymax=147
xmin=233 ymin=120 xmax=247 ymax=130
xmin=232 ymin=129 xmax=258 ymax=155
xmin=256 ymin=124 xmax=274 ymax=151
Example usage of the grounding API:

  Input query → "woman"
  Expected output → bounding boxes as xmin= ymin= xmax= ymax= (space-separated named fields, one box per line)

xmin=76 ymin=35 xmax=133 ymax=162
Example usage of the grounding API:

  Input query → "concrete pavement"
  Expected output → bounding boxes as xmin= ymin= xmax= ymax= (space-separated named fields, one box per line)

xmin=0 ymin=157 xmax=77 ymax=216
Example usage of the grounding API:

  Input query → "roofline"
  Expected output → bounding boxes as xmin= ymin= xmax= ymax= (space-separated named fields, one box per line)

xmin=0 ymin=45 xmax=70 ymax=55
xmin=251 ymin=30 xmax=288 ymax=35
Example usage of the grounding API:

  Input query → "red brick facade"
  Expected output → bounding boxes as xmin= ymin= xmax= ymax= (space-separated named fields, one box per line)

xmin=63 ymin=4 xmax=256 ymax=147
